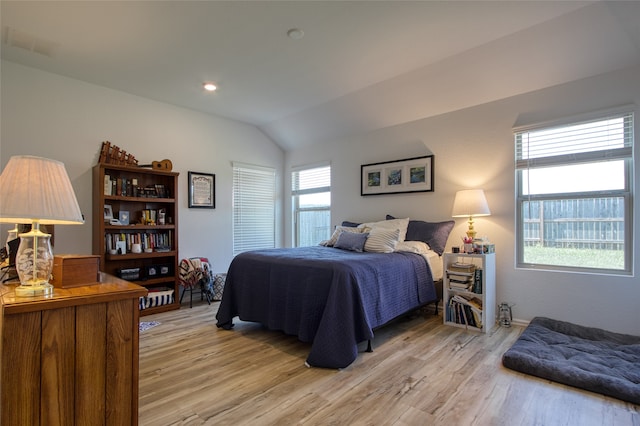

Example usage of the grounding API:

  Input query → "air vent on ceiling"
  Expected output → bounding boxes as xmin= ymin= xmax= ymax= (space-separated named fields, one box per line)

xmin=2 ymin=26 xmax=57 ymax=57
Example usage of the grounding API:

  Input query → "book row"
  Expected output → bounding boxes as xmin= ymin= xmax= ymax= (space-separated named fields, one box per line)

xmin=446 ymin=294 xmax=483 ymax=329
xmin=105 ymin=232 xmax=172 ymax=254
xmin=104 ymin=175 xmax=169 ymax=198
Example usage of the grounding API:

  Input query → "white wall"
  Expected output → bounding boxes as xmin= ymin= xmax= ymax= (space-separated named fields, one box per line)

xmin=3 ymin=59 xmax=638 ymax=335
xmin=286 ymin=64 xmax=640 ymax=335
xmin=0 ymin=61 xmax=284 ymax=273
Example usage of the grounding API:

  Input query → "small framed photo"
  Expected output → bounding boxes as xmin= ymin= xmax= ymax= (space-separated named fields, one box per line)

xmin=104 ymin=204 xmax=113 ymax=222
xmin=146 ymin=265 xmax=158 ymax=277
xmin=188 ymin=171 xmax=215 ymax=208
xmin=118 ymin=210 xmax=130 ymax=225
xmin=144 ymin=186 xmax=157 ymax=198
xmin=157 ymin=264 xmax=172 ymax=277
xmin=155 ymin=184 xmax=167 ymax=198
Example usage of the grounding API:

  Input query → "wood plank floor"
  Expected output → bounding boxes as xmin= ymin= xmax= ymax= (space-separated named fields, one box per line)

xmin=139 ymin=300 xmax=639 ymax=425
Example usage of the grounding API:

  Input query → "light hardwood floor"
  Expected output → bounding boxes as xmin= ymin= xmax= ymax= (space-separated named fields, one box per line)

xmin=139 ymin=300 xmax=639 ymax=425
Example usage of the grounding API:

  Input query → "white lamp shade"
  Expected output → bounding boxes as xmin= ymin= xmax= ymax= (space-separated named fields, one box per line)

xmin=0 ymin=155 xmax=84 ymax=225
xmin=451 ymin=189 xmax=491 ymax=218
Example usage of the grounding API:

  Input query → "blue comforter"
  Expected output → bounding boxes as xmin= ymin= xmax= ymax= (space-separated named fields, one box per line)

xmin=216 ymin=246 xmax=436 ymax=368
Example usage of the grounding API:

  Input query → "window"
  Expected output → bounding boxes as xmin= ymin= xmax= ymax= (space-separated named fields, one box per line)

xmin=232 ymin=162 xmax=276 ymax=256
xmin=515 ymin=109 xmax=633 ymax=274
xmin=292 ymin=164 xmax=331 ymax=247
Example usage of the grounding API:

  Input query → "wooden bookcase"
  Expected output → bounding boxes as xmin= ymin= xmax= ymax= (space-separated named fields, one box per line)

xmin=93 ymin=164 xmax=180 ymax=315
xmin=443 ymin=252 xmax=496 ymax=333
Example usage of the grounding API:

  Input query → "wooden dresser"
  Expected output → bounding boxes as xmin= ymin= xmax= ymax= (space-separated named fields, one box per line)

xmin=0 ymin=273 xmax=147 ymax=426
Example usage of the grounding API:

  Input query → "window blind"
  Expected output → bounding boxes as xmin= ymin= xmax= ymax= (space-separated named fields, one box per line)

xmin=232 ymin=162 xmax=276 ymax=256
xmin=292 ymin=164 xmax=330 ymax=196
xmin=515 ymin=112 xmax=633 ymax=169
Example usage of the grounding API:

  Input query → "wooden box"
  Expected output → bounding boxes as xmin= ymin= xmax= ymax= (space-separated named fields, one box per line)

xmin=51 ymin=254 xmax=100 ymax=288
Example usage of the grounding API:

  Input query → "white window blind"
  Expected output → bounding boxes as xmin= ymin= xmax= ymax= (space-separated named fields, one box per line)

xmin=232 ymin=162 xmax=276 ymax=256
xmin=292 ymin=164 xmax=331 ymax=195
xmin=516 ymin=112 xmax=633 ymax=169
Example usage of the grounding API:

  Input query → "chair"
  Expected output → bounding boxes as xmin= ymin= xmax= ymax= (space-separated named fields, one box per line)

xmin=178 ymin=257 xmax=214 ymax=308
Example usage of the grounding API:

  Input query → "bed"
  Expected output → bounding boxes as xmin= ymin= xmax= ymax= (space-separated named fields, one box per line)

xmin=216 ymin=218 xmax=453 ymax=369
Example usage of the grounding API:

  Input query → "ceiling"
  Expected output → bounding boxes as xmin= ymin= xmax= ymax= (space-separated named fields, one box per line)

xmin=2 ymin=1 xmax=640 ymax=151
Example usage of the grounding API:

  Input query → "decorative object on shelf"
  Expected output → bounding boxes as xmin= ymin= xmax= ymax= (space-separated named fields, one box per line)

xmin=154 ymin=184 xmax=167 ymax=198
xmin=451 ymin=189 xmax=491 ymax=239
xmin=118 ymin=267 xmax=141 ymax=280
xmin=0 ymin=155 xmax=84 ymax=296
xmin=50 ymin=254 xmax=100 ymax=288
xmin=115 ymin=240 xmax=127 ymax=254
xmin=98 ymin=140 xmax=139 ymax=167
xmin=139 ymin=159 xmax=173 ymax=171
xmin=118 ymin=210 xmax=130 ymax=225
xmin=188 ymin=171 xmax=215 ymax=208
xmin=361 ymin=155 xmax=434 ymax=196
xmin=473 ymin=236 xmax=495 ymax=253
xmin=97 ymin=141 xmax=173 ymax=172
xmin=104 ymin=204 xmax=114 ymax=222
xmin=462 ymin=236 xmax=474 ymax=253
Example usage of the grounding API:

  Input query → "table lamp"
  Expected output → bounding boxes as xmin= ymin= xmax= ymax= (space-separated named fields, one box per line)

xmin=451 ymin=189 xmax=491 ymax=240
xmin=0 ymin=155 xmax=84 ymax=296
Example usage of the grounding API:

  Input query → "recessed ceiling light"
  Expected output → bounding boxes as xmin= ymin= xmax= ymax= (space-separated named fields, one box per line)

xmin=203 ymin=82 xmax=217 ymax=92
xmin=286 ymin=28 xmax=304 ymax=40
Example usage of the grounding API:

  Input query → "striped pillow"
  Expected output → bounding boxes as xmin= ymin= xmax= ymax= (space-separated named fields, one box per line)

xmin=358 ymin=217 xmax=409 ymax=242
xmin=364 ymin=227 xmax=400 ymax=253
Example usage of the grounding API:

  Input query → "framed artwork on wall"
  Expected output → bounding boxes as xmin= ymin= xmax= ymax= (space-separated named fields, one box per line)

xmin=361 ymin=155 xmax=434 ymax=196
xmin=188 ymin=171 xmax=215 ymax=208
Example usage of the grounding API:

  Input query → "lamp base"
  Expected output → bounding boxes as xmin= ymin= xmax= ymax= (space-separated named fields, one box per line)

xmin=466 ymin=216 xmax=477 ymax=240
xmin=14 ymin=281 xmax=54 ymax=297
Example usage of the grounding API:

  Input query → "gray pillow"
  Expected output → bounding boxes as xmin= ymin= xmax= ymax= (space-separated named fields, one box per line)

xmin=340 ymin=220 xmax=360 ymax=228
xmin=334 ymin=231 xmax=369 ymax=252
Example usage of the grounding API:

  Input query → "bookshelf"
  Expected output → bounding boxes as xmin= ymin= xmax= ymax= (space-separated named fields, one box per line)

xmin=443 ymin=252 xmax=496 ymax=333
xmin=93 ymin=163 xmax=180 ymax=316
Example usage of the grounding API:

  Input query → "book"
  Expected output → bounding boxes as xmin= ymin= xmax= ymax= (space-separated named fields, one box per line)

xmin=473 ymin=269 xmax=483 ymax=293
xmin=449 ymin=262 xmax=476 ymax=274
xmin=447 ymin=272 xmax=473 ymax=282
xmin=451 ymin=262 xmax=474 ymax=268
xmin=449 ymin=282 xmax=471 ymax=290
xmin=104 ymin=175 xmax=112 ymax=195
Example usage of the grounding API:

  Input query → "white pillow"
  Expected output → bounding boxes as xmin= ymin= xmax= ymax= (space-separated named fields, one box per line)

xmin=358 ymin=218 xmax=409 ymax=242
xmin=395 ymin=240 xmax=431 ymax=254
xmin=321 ymin=225 xmax=366 ymax=247
xmin=364 ymin=228 xmax=400 ymax=253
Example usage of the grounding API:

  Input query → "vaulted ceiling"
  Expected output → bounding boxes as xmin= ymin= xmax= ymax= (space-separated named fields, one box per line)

xmin=2 ymin=1 xmax=640 ymax=151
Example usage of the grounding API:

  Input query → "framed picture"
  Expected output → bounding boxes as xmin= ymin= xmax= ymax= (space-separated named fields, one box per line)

xmin=118 ymin=210 xmax=130 ymax=225
xmin=188 ymin=171 xmax=215 ymax=208
xmin=146 ymin=265 xmax=158 ymax=277
xmin=104 ymin=204 xmax=114 ymax=222
xmin=361 ymin=155 xmax=434 ymax=196
xmin=155 ymin=184 xmax=167 ymax=198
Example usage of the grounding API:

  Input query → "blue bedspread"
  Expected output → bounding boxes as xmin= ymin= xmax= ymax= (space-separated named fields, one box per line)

xmin=216 ymin=246 xmax=436 ymax=368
